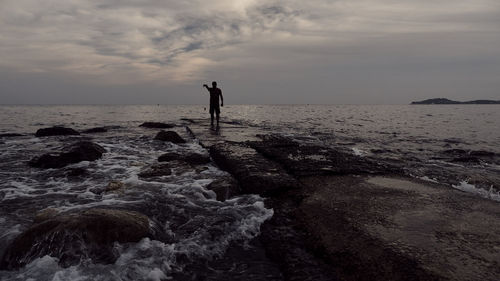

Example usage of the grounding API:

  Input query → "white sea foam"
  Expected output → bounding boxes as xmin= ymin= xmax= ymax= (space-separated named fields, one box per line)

xmin=452 ymin=180 xmax=500 ymax=202
xmin=418 ymin=176 xmax=439 ymax=183
xmin=351 ymin=147 xmax=366 ymax=156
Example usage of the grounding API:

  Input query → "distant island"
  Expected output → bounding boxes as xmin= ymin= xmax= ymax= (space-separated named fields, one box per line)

xmin=411 ymin=98 xmax=500 ymax=104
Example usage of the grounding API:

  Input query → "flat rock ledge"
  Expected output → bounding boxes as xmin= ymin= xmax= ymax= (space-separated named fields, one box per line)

xmin=0 ymin=208 xmax=151 ymax=270
xmin=209 ymin=142 xmax=299 ymax=196
xmin=186 ymin=119 xmax=500 ymax=281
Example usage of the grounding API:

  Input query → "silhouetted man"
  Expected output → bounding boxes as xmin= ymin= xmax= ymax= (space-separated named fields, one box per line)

xmin=203 ymin=81 xmax=224 ymax=126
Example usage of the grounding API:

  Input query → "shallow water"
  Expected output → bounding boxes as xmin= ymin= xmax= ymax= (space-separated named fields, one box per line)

xmin=0 ymin=104 xmax=499 ymax=280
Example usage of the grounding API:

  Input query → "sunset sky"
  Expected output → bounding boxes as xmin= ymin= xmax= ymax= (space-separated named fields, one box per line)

xmin=1 ymin=0 xmax=499 ymax=104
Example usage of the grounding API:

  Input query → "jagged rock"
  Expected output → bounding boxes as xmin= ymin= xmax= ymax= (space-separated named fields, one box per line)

xmin=139 ymin=122 xmax=175 ymax=128
xmin=154 ymin=131 xmax=186 ymax=144
xmin=29 ymin=141 xmax=106 ymax=169
xmin=82 ymin=127 xmax=107 ymax=133
xmin=206 ymin=176 xmax=240 ymax=201
xmin=35 ymin=126 xmax=80 ymax=137
xmin=0 ymin=208 xmax=151 ymax=269
xmin=158 ymin=152 xmax=210 ymax=165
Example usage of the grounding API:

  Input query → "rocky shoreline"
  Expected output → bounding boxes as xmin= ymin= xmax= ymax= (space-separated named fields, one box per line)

xmin=187 ymin=119 xmax=500 ymax=281
xmin=1 ymin=120 xmax=499 ymax=280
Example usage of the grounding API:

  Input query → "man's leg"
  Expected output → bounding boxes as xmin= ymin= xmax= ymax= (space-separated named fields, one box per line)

xmin=215 ymin=107 xmax=220 ymax=125
xmin=209 ymin=106 xmax=214 ymax=125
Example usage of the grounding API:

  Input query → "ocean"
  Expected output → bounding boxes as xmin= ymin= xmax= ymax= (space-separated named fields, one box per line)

xmin=0 ymin=104 xmax=499 ymax=280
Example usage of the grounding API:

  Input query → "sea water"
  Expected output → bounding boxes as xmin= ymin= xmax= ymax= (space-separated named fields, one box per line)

xmin=0 ymin=104 xmax=499 ymax=280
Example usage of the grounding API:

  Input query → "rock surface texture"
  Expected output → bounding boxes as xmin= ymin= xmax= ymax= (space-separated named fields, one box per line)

xmin=0 ymin=208 xmax=151 ymax=269
xmin=158 ymin=151 xmax=210 ymax=165
xmin=186 ymin=118 xmax=500 ymax=281
xmin=29 ymin=141 xmax=106 ymax=168
xmin=154 ymin=131 xmax=186 ymax=143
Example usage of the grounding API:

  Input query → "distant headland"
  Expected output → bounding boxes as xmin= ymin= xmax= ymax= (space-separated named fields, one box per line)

xmin=411 ymin=98 xmax=500 ymax=104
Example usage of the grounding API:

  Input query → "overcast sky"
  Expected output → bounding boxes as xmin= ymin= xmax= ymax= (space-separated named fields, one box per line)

xmin=1 ymin=0 xmax=499 ymax=104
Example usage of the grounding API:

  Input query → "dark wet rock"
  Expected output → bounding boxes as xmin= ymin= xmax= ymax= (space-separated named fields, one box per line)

xmin=451 ymin=156 xmax=481 ymax=163
xmin=443 ymin=138 xmax=462 ymax=144
xmin=0 ymin=133 xmax=23 ymax=138
xmin=138 ymin=164 xmax=173 ymax=179
xmin=442 ymin=149 xmax=496 ymax=164
xmin=249 ymin=135 xmax=399 ymax=177
xmin=139 ymin=122 xmax=175 ymax=128
xmin=158 ymin=152 xmax=210 ymax=165
xmin=82 ymin=127 xmax=107 ymax=133
xmin=154 ymin=131 xmax=186 ymax=143
xmin=260 ymin=198 xmax=338 ymax=281
xmin=64 ymin=167 xmax=89 ymax=177
xmin=470 ymin=150 xmax=495 ymax=157
xmin=35 ymin=126 xmax=80 ymax=137
xmin=0 ymin=208 xmax=151 ymax=269
xmin=297 ymin=175 xmax=500 ymax=281
xmin=370 ymin=148 xmax=392 ymax=154
xmin=206 ymin=176 xmax=240 ymax=201
xmin=89 ymin=181 xmax=125 ymax=194
xmin=105 ymin=181 xmax=124 ymax=191
xmin=33 ymin=208 xmax=59 ymax=223
xmin=180 ymin=118 xmax=196 ymax=124
xmin=209 ymin=143 xmax=299 ymax=196
xmin=29 ymin=141 xmax=106 ymax=169
xmin=442 ymin=148 xmax=468 ymax=155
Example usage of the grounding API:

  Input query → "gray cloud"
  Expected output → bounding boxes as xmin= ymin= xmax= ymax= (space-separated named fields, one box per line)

xmin=0 ymin=0 xmax=499 ymax=104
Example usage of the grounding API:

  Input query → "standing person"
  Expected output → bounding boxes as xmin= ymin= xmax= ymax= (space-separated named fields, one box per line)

xmin=203 ymin=81 xmax=224 ymax=127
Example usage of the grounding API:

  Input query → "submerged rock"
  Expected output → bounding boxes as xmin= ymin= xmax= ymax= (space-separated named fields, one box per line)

xmin=29 ymin=141 xmax=106 ymax=169
xmin=82 ymin=127 xmax=108 ymax=133
xmin=154 ymin=131 xmax=186 ymax=144
xmin=33 ymin=208 xmax=60 ymax=223
xmin=90 ymin=181 xmax=125 ymax=194
xmin=139 ymin=122 xmax=175 ymax=128
xmin=158 ymin=152 xmax=210 ymax=165
xmin=35 ymin=126 xmax=80 ymax=137
xmin=0 ymin=208 xmax=151 ymax=270
xmin=0 ymin=133 xmax=23 ymax=138
xmin=138 ymin=164 xmax=173 ymax=179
